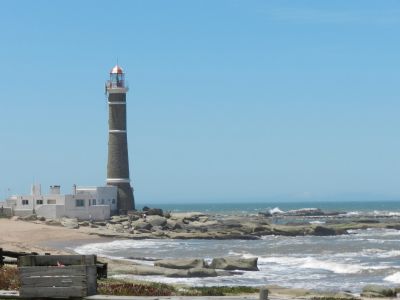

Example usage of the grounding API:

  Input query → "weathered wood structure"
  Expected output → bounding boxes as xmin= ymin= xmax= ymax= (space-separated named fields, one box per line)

xmin=18 ymin=255 xmax=97 ymax=298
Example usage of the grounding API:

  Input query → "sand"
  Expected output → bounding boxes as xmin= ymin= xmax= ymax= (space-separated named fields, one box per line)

xmin=0 ymin=218 xmax=101 ymax=254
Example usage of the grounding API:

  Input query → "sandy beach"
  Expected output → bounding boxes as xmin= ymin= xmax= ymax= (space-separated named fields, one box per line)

xmin=0 ymin=218 xmax=101 ymax=255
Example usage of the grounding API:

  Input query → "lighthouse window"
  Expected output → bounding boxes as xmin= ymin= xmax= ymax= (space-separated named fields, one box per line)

xmin=22 ymin=199 xmax=29 ymax=205
xmin=75 ymin=199 xmax=85 ymax=207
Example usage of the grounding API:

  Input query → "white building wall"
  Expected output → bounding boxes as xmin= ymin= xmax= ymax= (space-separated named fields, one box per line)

xmin=9 ymin=185 xmax=116 ymax=221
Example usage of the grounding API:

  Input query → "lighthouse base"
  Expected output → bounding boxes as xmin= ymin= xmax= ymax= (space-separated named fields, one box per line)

xmin=107 ymin=182 xmax=135 ymax=214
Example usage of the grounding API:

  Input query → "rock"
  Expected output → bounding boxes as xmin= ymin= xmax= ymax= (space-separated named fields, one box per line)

xmin=283 ymin=208 xmax=324 ymax=216
xmin=132 ymin=220 xmax=153 ymax=230
xmin=313 ymin=226 xmax=337 ymax=236
xmin=79 ymin=221 xmax=90 ymax=227
xmin=106 ymin=223 xmax=125 ymax=232
xmin=361 ymin=285 xmax=396 ymax=297
xmin=61 ymin=217 xmax=79 ymax=229
xmin=38 ymin=216 xmax=46 ymax=221
xmin=155 ymin=258 xmax=206 ymax=269
xmin=210 ymin=257 xmax=259 ymax=271
xmin=170 ymin=212 xmax=206 ymax=221
xmin=109 ymin=215 xmax=129 ymax=224
xmin=147 ymin=216 xmax=167 ymax=227
xmin=128 ymin=214 xmax=140 ymax=221
xmin=45 ymin=219 xmax=62 ymax=226
xmin=146 ymin=208 xmax=164 ymax=216
xmin=21 ymin=214 xmax=37 ymax=221
xmin=94 ymin=221 xmax=107 ymax=226
xmin=164 ymin=269 xmax=189 ymax=277
xmin=142 ymin=206 xmax=150 ymax=211
xmin=188 ymin=267 xmax=218 ymax=277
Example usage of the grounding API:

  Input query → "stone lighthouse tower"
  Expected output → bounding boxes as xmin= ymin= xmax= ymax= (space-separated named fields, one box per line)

xmin=106 ymin=65 xmax=135 ymax=212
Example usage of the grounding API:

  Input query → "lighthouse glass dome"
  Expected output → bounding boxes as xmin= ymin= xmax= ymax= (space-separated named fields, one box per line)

xmin=108 ymin=65 xmax=125 ymax=88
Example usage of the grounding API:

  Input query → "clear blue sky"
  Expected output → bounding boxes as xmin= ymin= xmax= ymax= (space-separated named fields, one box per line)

xmin=1 ymin=1 xmax=400 ymax=203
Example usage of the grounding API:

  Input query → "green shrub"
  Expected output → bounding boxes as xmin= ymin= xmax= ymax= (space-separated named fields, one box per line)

xmin=97 ymin=280 xmax=175 ymax=296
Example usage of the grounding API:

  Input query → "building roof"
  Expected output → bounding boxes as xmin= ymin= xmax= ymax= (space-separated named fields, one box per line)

xmin=110 ymin=64 xmax=124 ymax=74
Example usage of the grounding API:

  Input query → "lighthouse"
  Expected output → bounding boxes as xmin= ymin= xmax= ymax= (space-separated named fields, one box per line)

xmin=106 ymin=65 xmax=135 ymax=212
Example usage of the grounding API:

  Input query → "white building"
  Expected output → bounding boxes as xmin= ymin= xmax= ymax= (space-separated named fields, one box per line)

xmin=4 ymin=184 xmax=117 ymax=221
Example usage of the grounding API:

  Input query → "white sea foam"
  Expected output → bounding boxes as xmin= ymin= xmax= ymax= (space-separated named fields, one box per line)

xmin=258 ymin=256 xmax=363 ymax=274
xmin=309 ymin=221 xmax=326 ymax=225
xmin=384 ymin=272 xmax=400 ymax=283
xmin=269 ymin=207 xmax=284 ymax=214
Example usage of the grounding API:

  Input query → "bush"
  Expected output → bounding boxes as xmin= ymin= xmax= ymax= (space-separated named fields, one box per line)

xmin=0 ymin=266 xmax=20 ymax=290
xmin=97 ymin=281 xmax=175 ymax=296
xmin=183 ymin=286 xmax=259 ymax=296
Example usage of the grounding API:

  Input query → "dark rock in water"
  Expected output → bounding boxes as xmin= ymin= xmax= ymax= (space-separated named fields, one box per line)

xmin=354 ymin=219 xmax=380 ymax=224
xmin=259 ymin=211 xmax=272 ymax=217
xmin=386 ymin=224 xmax=400 ymax=230
xmin=155 ymin=258 xmax=205 ymax=269
xmin=142 ymin=206 xmax=150 ymax=211
xmin=283 ymin=208 xmax=324 ymax=216
xmin=146 ymin=208 xmax=164 ymax=216
xmin=361 ymin=285 xmax=396 ymax=297
xmin=210 ymin=257 xmax=259 ymax=271
xmin=313 ymin=226 xmax=337 ymax=236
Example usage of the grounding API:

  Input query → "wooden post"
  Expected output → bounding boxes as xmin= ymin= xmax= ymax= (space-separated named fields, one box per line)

xmin=0 ymin=248 xmax=4 ymax=267
xmin=259 ymin=287 xmax=269 ymax=300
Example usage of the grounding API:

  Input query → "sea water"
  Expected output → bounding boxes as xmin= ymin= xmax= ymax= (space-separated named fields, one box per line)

xmin=74 ymin=200 xmax=400 ymax=293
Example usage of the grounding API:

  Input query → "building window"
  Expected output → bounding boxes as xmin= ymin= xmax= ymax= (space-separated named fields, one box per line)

xmin=88 ymin=199 xmax=91 ymax=206
xmin=112 ymin=199 xmax=116 ymax=204
xmin=22 ymin=200 xmax=29 ymax=205
xmin=92 ymin=199 xmax=97 ymax=205
xmin=36 ymin=200 xmax=43 ymax=205
xmin=75 ymin=199 xmax=85 ymax=207
xmin=47 ymin=199 xmax=56 ymax=204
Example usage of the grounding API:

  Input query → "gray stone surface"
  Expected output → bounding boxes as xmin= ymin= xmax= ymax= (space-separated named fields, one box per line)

xmin=210 ymin=257 xmax=259 ymax=271
xmin=155 ymin=258 xmax=206 ymax=269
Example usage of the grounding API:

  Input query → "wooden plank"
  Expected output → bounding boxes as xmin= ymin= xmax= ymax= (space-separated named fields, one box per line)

xmin=86 ymin=265 xmax=98 ymax=295
xmin=19 ymin=265 xmax=88 ymax=277
xmin=18 ymin=254 xmax=96 ymax=266
xmin=20 ymin=286 xmax=87 ymax=298
xmin=21 ymin=275 xmax=87 ymax=287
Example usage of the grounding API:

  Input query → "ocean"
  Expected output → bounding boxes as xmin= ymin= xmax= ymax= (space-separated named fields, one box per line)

xmin=73 ymin=200 xmax=400 ymax=293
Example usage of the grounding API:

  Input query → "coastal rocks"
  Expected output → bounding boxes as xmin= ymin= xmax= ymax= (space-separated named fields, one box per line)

xmin=21 ymin=214 xmax=37 ymax=221
xmin=145 ymin=208 xmax=164 ymax=216
xmin=147 ymin=216 xmax=167 ymax=227
xmin=154 ymin=258 xmax=205 ymax=269
xmin=210 ymin=257 xmax=259 ymax=271
xmin=312 ymin=226 xmax=337 ymax=236
xmin=361 ymin=285 xmax=396 ymax=297
xmin=60 ymin=217 xmax=79 ymax=229
xmin=45 ymin=219 xmax=62 ymax=226
xmin=188 ymin=267 xmax=218 ymax=277
xmin=132 ymin=220 xmax=152 ymax=230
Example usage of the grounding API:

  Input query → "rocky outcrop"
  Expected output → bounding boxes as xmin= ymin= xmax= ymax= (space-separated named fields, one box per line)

xmin=147 ymin=216 xmax=167 ymax=227
xmin=210 ymin=257 xmax=259 ymax=271
xmin=361 ymin=285 xmax=396 ymax=297
xmin=154 ymin=258 xmax=205 ymax=269
xmin=60 ymin=217 xmax=79 ymax=229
